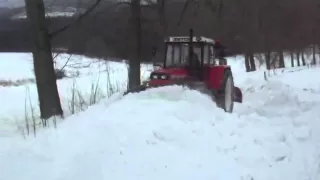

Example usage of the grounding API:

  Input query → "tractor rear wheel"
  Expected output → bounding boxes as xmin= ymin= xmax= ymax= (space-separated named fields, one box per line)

xmin=216 ymin=70 xmax=234 ymax=113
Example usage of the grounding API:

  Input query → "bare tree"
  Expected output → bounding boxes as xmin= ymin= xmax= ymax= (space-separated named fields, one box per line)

xmin=49 ymin=0 xmax=102 ymax=38
xmin=24 ymin=0 xmax=63 ymax=120
xmin=290 ymin=52 xmax=294 ymax=67
xmin=296 ymin=51 xmax=301 ymax=66
xmin=312 ymin=44 xmax=316 ymax=65
xmin=265 ymin=51 xmax=271 ymax=69
xmin=2 ymin=0 xmax=318 ymax=68
xmin=24 ymin=0 xmax=102 ymax=120
xmin=128 ymin=0 xmax=142 ymax=89
xmin=278 ymin=50 xmax=285 ymax=68
xmin=301 ymin=51 xmax=306 ymax=66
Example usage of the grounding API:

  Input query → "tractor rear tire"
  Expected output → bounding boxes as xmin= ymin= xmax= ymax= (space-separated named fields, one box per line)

xmin=216 ymin=70 xmax=234 ymax=113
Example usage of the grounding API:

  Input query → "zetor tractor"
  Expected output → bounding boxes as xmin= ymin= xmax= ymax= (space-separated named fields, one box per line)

xmin=125 ymin=29 xmax=242 ymax=113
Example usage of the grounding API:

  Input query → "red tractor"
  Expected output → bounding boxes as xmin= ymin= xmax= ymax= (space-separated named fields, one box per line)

xmin=125 ymin=29 xmax=242 ymax=113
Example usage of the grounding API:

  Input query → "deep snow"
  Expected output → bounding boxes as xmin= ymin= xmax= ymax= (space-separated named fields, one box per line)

xmin=1 ymin=66 xmax=320 ymax=179
xmin=1 ymin=52 xmax=320 ymax=180
xmin=0 ymin=52 xmax=316 ymax=136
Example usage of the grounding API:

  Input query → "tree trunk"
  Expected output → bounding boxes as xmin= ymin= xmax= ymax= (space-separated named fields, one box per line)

xmin=318 ymin=46 xmax=320 ymax=63
xmin=244 ymin=52 xmax=251 ymax=72
xmin=301 ymin=51 xmax=306 ymax=66
xmin=215 ymin=0 xmax=223 ymax=37
xmin=278 ymin=50 xmax=285 ymax=68
xmin=265 ymin=51 xmax=271 ymax=70
xmin=296 ymin=51 xmax=300 ymax=66
xmin=128 ymin=0 xmax=142 ymax=89
xmin=157 ymin=0 xmax=167 ymax=36
xmin=290 ymin=52 xmax=294 ymax=67
xmin=312 ymin=44 xmax=316 ymax=65
xmin=249 ymin=52 xmax=256 ymax=71
xmin=24 ymin=0 xmax=63 ymax=120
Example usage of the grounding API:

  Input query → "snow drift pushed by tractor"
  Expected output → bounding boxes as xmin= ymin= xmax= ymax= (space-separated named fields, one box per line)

xmin=125 ymin=29 xmax=242 ymax=113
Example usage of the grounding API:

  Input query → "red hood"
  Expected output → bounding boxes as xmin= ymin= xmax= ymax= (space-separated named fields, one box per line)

xmin=153 ymin=68 xmax=188 ymax=75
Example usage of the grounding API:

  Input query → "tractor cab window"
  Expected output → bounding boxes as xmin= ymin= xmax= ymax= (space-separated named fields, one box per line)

xmin=209 ymin=45 xmax=215 ymax=64
xmin=165 ymin=43 xmax=201 ymax=67
xmin=203 ymin=45 xmax=209 ymax=65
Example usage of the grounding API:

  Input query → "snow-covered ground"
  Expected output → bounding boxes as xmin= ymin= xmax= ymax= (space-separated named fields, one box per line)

xmin=0 ymin=53 xmax=318 ymax=136
xmin=0 ymin=53 xmax=152 ymax=82
xmin=1 ymin=52 xmax=320 ymax=180
xmin=0 ymin=53 xmax=153 ymax=136
xmin=1 ymin=65 xmax=320 ymax=180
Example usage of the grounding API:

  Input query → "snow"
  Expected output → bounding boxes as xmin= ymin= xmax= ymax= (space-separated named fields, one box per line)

xmin=1 ymin=52 xmax=320 ymax=180
xmin=0 ymin=53 xmax=149 ymax=81
xmin=11 ymin=6 xmax=83 ymax=19
xmin=13 ymin=12 xmax=76 ymax=19
xmin=0 ymin=53 xmax=34 ymax=81
xmin=0 ymin=53 xmax=153 ymax=136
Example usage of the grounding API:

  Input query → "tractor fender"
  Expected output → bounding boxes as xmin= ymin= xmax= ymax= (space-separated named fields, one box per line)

xmin=207 ymin=65 xmax=231 ymax=90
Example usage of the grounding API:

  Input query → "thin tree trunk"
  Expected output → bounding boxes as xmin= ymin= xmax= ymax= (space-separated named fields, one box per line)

xmin=215 ymin=0 xmax=223 ymax=37
xmin=290 ymin=52 xmax=294 ymax=67
xmin=157 ymin=0 xmax=167 ymax=36
xmin=312 ymin=44 xmax=316 ymax=65
xmin=318 ymin=46 xmax=320 ymax=63
xmin=245 ymin=52 xmax=251 ymax=72
xmin=128 ymin=0 xmax=142 ymax=89
xmin=24 ymin=0 xmax=63 ymax=120
xmin=278 ymin=50 xmax=285 ymax=68
xmin=249 ymin=52 xmax=256 ymax=71
xmin=265 ymin=51 xmax=271 ymax=70
xmin=301 ymin=51 xmax=306 ymax=66
xmin=296 ymin=51 xmax=300 ymax=66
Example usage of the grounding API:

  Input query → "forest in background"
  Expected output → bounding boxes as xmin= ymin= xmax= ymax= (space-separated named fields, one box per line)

xmin=0 ymin=0 xmax=319 ymax=70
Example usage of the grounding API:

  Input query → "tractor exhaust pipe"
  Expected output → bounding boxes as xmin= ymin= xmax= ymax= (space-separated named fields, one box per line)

xmin=188 ymin=29 xmax=195 ymax=76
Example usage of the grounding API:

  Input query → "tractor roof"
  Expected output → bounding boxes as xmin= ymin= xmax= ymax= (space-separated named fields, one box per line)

xmin=165 ymin=36 xmax=215 ymax=44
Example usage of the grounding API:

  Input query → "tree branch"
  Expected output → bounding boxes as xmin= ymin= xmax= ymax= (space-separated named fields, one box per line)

xmin=177 ymin=0 xmax=194 ymax=26
xmin=49 ymin=0 xmax=102 ymax=38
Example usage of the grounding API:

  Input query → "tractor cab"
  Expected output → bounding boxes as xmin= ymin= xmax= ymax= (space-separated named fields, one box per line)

xmin=149 ymin=35 xmax=221 ymax=86
xmin=163 ymin=36 xmax=217 ymax=69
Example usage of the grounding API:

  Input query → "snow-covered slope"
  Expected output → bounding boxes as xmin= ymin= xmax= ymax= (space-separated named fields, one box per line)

xmin=1 ymin=66 xmax=320 ymax=180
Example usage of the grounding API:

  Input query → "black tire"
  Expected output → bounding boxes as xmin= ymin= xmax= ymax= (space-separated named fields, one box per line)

xmin=216 ymin=70 xmax=234 ymax=113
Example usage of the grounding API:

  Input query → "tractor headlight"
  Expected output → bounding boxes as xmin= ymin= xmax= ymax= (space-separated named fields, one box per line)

xmin=150 ymin=73 xmax=169 ymax=80
xmin=152 ymin=74 xmax=158 ymax=79
xmin=171 ymin=75 xmax=185 ymax=80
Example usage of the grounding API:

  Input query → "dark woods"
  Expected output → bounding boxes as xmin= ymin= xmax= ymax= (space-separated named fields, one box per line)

xmin=0 ymin=0 xmax=319 ymax=66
